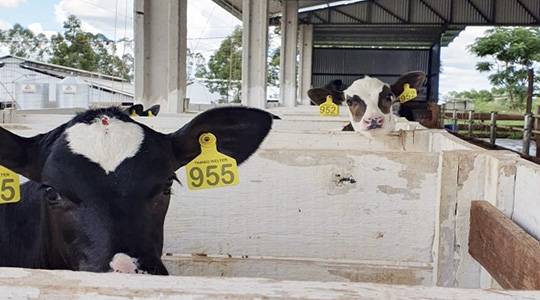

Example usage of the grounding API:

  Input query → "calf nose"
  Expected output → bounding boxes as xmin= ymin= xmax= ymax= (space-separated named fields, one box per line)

xmin=109 ymin=253 xmax=145 ymax=274
xmin=364 ymin=116 xmax=384 ymax=129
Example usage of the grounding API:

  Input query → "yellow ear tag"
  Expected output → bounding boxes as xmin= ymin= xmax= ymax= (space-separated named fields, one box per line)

xmin=185 ymin=133 xmax=239 ymax=190
xmin=398 ymin=83 xmax=417 ymax=103
xmin=148 ymin=111 xmax=154 ymax=117
xmin=319 ymin=95 xmax=339 ymax=116
xmin=0 ymin=165 xmax=21 ymax=204
xmin=130 ymin=111 xmax=138 ymax=117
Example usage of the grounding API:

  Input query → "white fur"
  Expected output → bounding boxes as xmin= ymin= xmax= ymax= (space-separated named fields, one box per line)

xmin=343 ymin=76 xmax=396 ymax=133
xmin=109 ymin=253 xmax=144 ymax=274
xmin=65 ymin=117 xmax=144 ymax=174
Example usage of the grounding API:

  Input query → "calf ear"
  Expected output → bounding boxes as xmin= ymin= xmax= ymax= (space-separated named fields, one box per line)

xmin=129 ymin=104 xmax=144 ymax=116
xmin=170 ymin=107 xmax=273 ymax=168
xmin=390 ymin=71 xmax=426 ymax=96
xmin=308 ymin=88 xmax=331 ymax=105
xmin=142 ymin=104 xmax=160 ymax=117
xmin=0 ymin=126 xmax=43 ymax=181
xmin=307 ymin=88 xmax=345 ymax=105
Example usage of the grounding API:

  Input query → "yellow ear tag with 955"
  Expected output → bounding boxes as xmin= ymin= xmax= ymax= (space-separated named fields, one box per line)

xmin=185 ymin=133 xmax=239 ymax=190
xmin=319 ymin=95 xmax=339 ymax=116
xmin=398 ymin=83 xmax=417 ymax=103
xmin=0 ymin=165 xmax=21 ymax=204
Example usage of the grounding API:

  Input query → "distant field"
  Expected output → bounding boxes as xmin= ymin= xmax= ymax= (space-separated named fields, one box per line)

xmin=470 ymin=100 xmax=540 ymax=114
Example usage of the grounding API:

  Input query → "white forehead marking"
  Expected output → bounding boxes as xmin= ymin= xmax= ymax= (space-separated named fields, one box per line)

xmin=65 ymin=117 xmax=144 ymax=174
xmin=343 ymin=76 xmax=389 ymax=107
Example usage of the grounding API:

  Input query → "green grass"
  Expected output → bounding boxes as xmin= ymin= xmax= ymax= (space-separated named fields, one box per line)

xmin=471 ymin=100 xmax=540 ymax=114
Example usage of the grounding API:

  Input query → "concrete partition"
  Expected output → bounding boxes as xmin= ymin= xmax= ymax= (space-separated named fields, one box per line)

xmin=164 ymin=149 xmax=439 ymax=285
xmin=1 ymin=268 xmax=539 ymax=300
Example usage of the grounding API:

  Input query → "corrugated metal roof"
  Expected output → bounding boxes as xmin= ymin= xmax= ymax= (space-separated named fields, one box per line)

xmin=216 ymin=0 xmax=540 ymax=25
xmin=212 ymin=0 xmax=352 ymax=17
xmin=296 ymin=0 xmax=540 ymax=25
xmin=215 ymin=0 xmax=540 ymax=47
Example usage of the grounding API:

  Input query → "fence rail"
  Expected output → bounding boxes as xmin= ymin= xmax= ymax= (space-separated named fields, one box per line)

xmin=441 ymin=104 xmax=540 ymax=157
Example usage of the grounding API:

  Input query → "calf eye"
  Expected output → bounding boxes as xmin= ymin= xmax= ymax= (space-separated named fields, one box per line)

xmin=43 ymin=186 xmax=61 ymax=205
xmin=163 ymin=175 xmax=180 ymax=196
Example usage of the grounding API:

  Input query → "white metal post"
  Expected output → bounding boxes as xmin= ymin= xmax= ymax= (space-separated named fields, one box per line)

xmin=298 ymin=24 xmax=313 ymax=106
xmin=134 ymin=0 xmax=187 ymax=113
xmin=279 ymin=0 xmax=299 ymax=108
xmin=241 ymin=0 xmax=269 ymax=108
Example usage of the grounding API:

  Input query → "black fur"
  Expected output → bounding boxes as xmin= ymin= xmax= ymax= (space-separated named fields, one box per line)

xmin=0 ymin=106 xmax=273 ymax=274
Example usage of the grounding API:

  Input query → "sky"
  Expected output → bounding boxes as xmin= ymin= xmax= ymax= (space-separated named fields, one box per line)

xmin=0 ymin=0 xmax=492 ymax=97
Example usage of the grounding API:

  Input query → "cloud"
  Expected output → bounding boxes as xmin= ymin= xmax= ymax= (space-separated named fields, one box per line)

xmin=27 ymin=22 xmax=58 ymax=38
xmin=54 ymin=0 xmax=133 ymax=40
xmin=439 ymin=26 xmax=494 ymax=95
xmin=0 ymin=0 xmax=26 ymax=8
xmin=52 ymin=0 xmax=240 ymax=57
xmin=0 ymin=19 xmax=10 ymax=30
xmin=187 ymin=0 xmax=241 ymax=55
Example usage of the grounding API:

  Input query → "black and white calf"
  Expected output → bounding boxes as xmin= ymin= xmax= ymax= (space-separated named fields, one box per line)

xmin=0 ymin=106 xmax=272 ymax=274
xmin=308 ymin=72 xmax=426 ymax=133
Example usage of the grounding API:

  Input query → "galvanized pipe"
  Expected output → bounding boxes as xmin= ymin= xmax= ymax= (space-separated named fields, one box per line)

xmin=440 ymin=103 xmax=446 ymax=129
xmin=490 ymin=112 xmax=497 ymax=146
xmin=452 ymin=109 xmax=458 ymax=133
xmin=468 ymin=110 xmax=474 ymax=137
xmin=522 ymin=113 xmax=533 ymax=156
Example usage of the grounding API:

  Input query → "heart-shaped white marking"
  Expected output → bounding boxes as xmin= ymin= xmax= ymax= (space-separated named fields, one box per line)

xmin=65 ymin=117 xmax=144 ymax=174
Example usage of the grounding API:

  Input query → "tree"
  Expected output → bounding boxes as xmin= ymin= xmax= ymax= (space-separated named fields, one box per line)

xmin=50 ymin=15 xmax=133 ymax=80
xmin=469 ymin=27 xmax=540 ymax=112
xmin=445 ymin=89 xmax=495 ymax=103
xmin=198 ymin=26 xmax=281 ymax=103
xmin=197 ymin=27 xmax=243 ymax=102
xmin=187 ymin=48 xmax=206 ymax=83
xmin=0 ymin=24 xmax=50 ymax=60
xmin=1 ymin=16 xmax=133 ymax=81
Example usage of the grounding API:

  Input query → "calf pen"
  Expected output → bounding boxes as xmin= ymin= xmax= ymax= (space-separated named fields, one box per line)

xmin=1 ymin=106 xmax=540 ymax=299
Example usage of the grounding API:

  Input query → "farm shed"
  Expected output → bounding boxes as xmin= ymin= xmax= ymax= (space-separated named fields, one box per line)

xmin=135 ymin=0 xmax=540 ymax=112
xmin=0 ymin=55 xmax=134 ymax=108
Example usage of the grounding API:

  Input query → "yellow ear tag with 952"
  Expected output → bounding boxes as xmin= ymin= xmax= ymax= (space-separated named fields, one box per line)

xmin=399 ymin=83 xmax=417 ymax=103
xmin=0 ymin=165 xmax=21 ymax=204
xmin=319 ymin=95 xmax=339 ymax=116
xmin=185 ymin=133 xmax=239 ymax=190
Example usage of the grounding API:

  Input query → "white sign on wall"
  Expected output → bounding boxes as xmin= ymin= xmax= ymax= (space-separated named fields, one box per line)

xmin=21 ymin=84 xmax=37 ymax=93
xmin=62 ymin=85 xmax=77 ymax=94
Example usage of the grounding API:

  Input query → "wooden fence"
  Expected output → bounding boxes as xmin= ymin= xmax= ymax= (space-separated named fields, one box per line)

xmin=441 ymin=105 xmax=540 ymax=158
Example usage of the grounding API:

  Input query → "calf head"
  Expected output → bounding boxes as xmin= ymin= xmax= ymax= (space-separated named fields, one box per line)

xmin=308 ymin=72 xmax=426 ymax=133
xmin=0 ymin=106 xmax=272 ymax=274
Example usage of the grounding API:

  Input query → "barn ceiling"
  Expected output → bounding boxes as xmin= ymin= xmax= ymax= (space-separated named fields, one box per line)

xmin=212 ymin=0 xmax=540 ymax=48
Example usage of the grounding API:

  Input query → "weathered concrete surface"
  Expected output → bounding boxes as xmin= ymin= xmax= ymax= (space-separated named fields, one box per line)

xmin=1 ymin=267 xmax=540 ymax=300
xmin=165 ymin=150 xmax=439 ymax=263
xmin=163 ymin=255 xmax=433 ymax=285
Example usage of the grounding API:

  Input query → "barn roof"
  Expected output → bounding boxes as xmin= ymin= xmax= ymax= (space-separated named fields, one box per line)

xmin=213 ymin=0 xmax=540 ymax=47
